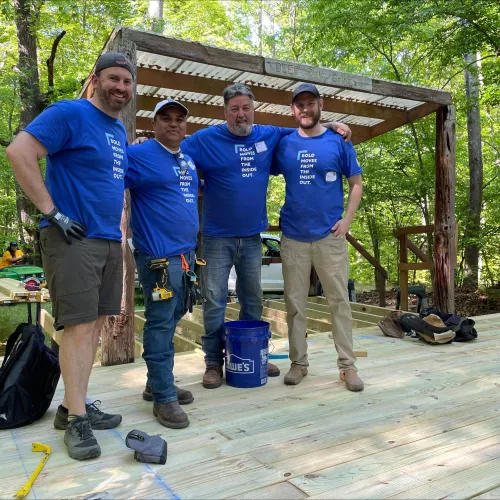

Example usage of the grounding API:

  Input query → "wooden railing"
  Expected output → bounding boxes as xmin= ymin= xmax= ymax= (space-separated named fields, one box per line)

xmin=394 ymin=225 xmax=434 ymax=311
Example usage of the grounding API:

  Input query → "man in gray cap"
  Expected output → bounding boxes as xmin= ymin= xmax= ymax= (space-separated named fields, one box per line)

xmin=7 ymin=51 xmax=134 ymax=460
xmin=126 ymin=98 xmax=198 ymax=429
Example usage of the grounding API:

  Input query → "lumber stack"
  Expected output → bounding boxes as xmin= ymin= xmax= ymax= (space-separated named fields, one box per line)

xmin=0 ymin=278 xmax=51 ymax=304
xmin=133 ymin=296 xmax=391 ymax=357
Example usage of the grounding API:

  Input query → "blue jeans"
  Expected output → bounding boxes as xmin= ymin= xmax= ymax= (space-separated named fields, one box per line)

xmin=200 ymin=234 xmax=263 ymax=366
xmin=135 ymin=250 xmax=195 ymax=404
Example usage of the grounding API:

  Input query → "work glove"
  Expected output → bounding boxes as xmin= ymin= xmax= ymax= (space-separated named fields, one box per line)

xmin=125 ymin=429 xmax=167 ymax=464
xmin=44 ymin=207 xmax=87 ymax=244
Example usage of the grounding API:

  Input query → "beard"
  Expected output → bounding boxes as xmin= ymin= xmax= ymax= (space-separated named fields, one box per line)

xmin=296 ymin=109 xmax=321 ymax=129
xmin=227 ymin=120 xmax=253 ymax=136
xmin=94 ymin=83 xmax=131 ymax=113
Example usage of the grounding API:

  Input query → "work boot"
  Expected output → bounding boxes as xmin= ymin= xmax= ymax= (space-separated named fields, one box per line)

xmin=202 ymin=365 xmax=223 ymax=389
xmin=64 ymin=414 xmax=101 ymax=460
xmin=54 ymin=401 xmax=122 ymax=430
xmin=143 ymin=385 xmax=194 ymax=405
xmin=153 ymin=402 xmax=189 ymax=429
xmin=268 ymin=362 xmax=280 ymax=377
xmin=284 ymin=364 xmax=308 ymax=385
xmin=340 ymin=369 xmax=364 ymax=392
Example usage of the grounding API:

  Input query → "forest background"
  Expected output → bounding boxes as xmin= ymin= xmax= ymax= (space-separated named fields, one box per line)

xmin=0 ymin=0 xmax=499 ymax=299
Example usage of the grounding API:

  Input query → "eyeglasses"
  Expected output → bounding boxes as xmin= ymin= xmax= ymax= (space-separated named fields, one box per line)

xmin=174 ymin=152 xmax=189 ymax=176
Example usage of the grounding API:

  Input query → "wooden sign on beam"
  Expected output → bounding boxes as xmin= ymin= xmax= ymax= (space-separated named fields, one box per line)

xmin=265 ymin=58 xmax=373 ymax=92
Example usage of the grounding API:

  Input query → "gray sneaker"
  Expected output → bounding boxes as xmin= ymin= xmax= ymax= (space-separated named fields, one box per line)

xmin=54 ymin=401 xmax=122 ymax=430
xmin=64 ymin=414 xmax=101 ymax=460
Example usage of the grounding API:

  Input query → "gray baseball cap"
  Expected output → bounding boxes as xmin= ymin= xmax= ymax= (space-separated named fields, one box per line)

xmin=95 ymin=52 xmax=135 ymax=79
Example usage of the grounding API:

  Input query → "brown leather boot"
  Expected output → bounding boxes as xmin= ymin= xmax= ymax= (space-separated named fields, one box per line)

xmin=268 ymin=362 xmax=280 ymax=377
xmin=153 ymin=402 xmax=189 ymax=429
xmin=202 ymin=365 xmax=223 ymax=389
xmin=340 ymin=369 xmax=364 ymax=392
xmin=284 ymin=364 xmax=308 ymax=385
xmin=142 ymin=386 xmax=194 ymax=404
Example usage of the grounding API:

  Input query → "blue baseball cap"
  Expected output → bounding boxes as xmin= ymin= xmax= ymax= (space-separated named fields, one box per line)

xmin=153 ymin=99 xmax=189 ymax=118
xmin=292 ymin=83 xmax=321 ymax=102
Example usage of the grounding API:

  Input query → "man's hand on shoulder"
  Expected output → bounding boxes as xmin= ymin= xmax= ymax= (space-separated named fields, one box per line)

xmin=132 ymin=136 xmax=150 ymax=145
xmin=324 ymin=122 xmax=352 ymax=142
xmin=331 ymin=218 xmax=350 ymax=237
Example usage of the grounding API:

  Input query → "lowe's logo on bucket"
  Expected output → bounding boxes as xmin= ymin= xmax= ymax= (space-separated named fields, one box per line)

xmin=226 ymin=354 xmax=254 ymax=374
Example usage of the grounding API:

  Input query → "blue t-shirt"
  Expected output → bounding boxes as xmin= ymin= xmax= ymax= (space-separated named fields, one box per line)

xmin=126 ymin=140 xmax=199 ymax=258
xmin=182 ymin=124 xmax=291 ymax=237
xmin=272 ymin=129 xmax=363 ymax=242
xmin=25 ymin=99 xmax=128 ymax=241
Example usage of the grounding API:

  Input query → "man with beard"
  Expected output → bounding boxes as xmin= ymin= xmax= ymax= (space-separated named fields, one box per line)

xmin=181 ymin=83 xmax=352 ymax=389
xmin=126 ymin=99 xmax=198 ymax=429
xmin=271 ymin=83 xmax=364 ymax=391
xmin=6 ymin=52 xmax=134 ymax=460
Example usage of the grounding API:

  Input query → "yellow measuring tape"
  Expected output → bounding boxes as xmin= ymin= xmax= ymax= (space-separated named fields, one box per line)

xmin=14 ymin=442 xmax=51 ymax=498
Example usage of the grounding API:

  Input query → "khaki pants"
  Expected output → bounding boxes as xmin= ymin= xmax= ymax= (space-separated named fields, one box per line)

xmin=281 ymin=233 xmax=357 ymax=371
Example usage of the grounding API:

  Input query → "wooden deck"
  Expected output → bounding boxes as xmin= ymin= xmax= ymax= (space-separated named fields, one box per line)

xmin=3 ymin=313 xmax=500 ymax=499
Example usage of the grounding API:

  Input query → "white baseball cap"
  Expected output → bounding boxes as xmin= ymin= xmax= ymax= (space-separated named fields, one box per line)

xmin=153 ymin=98 xmax=189 ymax=118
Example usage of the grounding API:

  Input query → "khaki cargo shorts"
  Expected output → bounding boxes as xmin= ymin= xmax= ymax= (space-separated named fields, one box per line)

xmin=40 ymin=227 xmax=123 ymax=330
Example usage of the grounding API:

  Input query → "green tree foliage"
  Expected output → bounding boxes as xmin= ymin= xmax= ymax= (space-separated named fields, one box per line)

xmin=0 ymin=0 xmax=498 ymax=288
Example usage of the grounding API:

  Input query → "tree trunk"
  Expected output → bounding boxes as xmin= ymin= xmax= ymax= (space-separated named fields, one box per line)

xmin=149 ymin=0 xmax=164 ymax=32
xmin=462 ymin=53 xmax=483 ymax=290
xmin=101 ymin=37 xmax=137 ymax=366
xmin=13 ymin=0 xmax=44 ymax=261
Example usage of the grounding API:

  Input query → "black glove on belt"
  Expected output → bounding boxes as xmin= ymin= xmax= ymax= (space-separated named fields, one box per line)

xmin=44 ymin=207 xmax=87 ymax=244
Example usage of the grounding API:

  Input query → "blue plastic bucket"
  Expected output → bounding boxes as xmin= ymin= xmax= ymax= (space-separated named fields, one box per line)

xmin=222 ymin=320 xmax=271 ymax=388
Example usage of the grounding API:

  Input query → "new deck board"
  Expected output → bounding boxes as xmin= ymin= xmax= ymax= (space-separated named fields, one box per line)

xmin=1 ymin=315 xmax=499 ymax=499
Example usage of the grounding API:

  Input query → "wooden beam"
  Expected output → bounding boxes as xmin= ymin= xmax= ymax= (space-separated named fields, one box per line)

xmin=434 ymin=105 xmax=456 ymax=313
xmin=393 ymin=224 xmax=435 ymax=237
xmin=364 ymin=102 xmax=443 ymax=144
xmin=371 ymin=80 xmax=452 ymax=105
xmin=264 ymin=57 xmax=452 ymax=105
xmin=137 ymin=94 xmax=294 ymax=127
xmin=406 ymin=237 xmax=432 ymax=263
xmin=101 ymin=35 xmax=136 ymax=366
xmin=136 ymin=67 xmax=406 ymax=122
xmin=398 ymin=262 xmax=434 ymax=271
xmin=346 ymin=233 xmax=388 ymax=279
xmin=123 ymin=27 xmax=264 ymax=74
xmin=399 ymin=235 xmax=409 ymax=311
xmin=136 ymin=113 xmax=370 ymax=144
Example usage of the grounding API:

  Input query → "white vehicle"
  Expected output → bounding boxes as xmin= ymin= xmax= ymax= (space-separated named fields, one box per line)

xmin=228 ymin=233 xmax=284 ymax=293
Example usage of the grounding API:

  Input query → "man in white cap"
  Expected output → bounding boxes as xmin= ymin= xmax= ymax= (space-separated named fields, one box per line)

xmin=126 ymin=99 xmax=198 ymax=429
xmin=6 ymin=52 xmax=134 ymax=460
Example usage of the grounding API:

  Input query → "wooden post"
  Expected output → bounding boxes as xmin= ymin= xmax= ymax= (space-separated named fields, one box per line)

xmin=434 ymin=105 xmax=456 ymax=313
xmin=101 ymin=35 xmax=137 ymax=366
xmin=399 ymin=235 xmax=409 ymax=311
xmin=376 ymin=271 xmax=386 ymax=307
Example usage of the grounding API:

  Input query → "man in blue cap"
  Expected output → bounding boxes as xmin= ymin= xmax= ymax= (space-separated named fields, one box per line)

xmin=6 ymin=51 xmax=135 ymax=460
xmin=127 ymin=98 xmax=198 ymax=429
xmin=272 ymin=83 xmax=364 ymax=391
xmin=182 ymin=83 xmax=352 ymax=389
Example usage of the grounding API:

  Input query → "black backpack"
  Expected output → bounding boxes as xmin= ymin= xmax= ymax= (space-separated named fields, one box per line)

xmin=0 ymin=303 xmax=60 ymax=429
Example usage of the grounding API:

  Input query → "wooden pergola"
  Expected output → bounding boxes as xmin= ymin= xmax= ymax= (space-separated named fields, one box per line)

xmin=80 ymin=27 xmax=456 ymax=365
